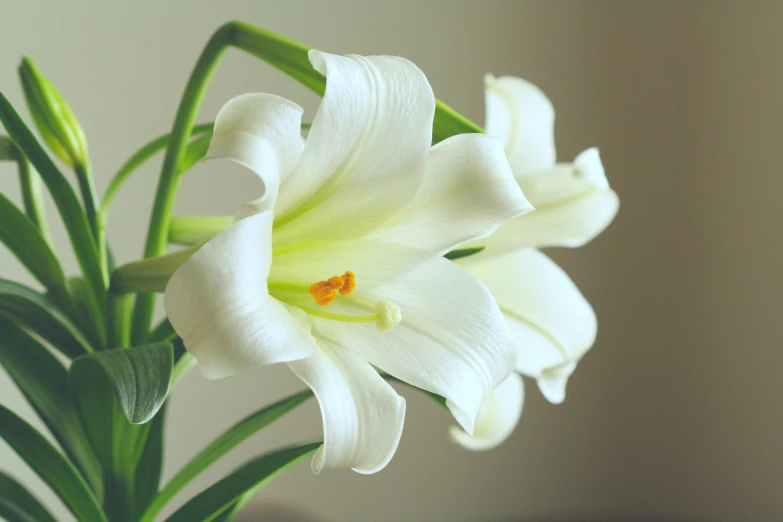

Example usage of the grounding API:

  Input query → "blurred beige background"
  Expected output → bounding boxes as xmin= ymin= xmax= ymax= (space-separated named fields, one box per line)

xmin=1 ymin=1 xmax=782 ymax=521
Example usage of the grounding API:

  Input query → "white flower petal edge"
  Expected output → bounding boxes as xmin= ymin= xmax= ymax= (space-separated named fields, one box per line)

xmin=288 ymin=341 xmax=406 ymax=474
xmin=449 ymin=372 xmax=523 ymax=451
xmin=459 ymin=249 xmax=596 ymax=403
xmin=207 ymin=93 xmax=304 ymax=217
xmin=164 ymin=213 xmax=317 ymax=379
xmin=477 ymin=148 xmax=619 ymax=254
xmin=372 ymin=133 xmax=533 ymax=254
xmin=311 ymin=256 xmax=517 ymax=435
xmin=484 ymin=74 xmax=556 ymax=174
xmin=272 ymin=51 xmax=435 ymax=245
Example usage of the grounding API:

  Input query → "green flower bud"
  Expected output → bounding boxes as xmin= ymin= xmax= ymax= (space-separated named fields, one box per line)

xmin=18 ymin=57 xmax=89 ymax=169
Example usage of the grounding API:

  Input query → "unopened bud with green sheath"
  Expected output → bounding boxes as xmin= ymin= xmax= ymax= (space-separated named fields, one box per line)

xmin=18 ymin=57 xmax=89 ymax=169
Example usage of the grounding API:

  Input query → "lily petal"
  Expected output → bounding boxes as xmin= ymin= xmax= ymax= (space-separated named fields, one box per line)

xmin=458 ymin=249 xmax=596 ymax=403
xmin=449 ymin=372 xmax=524 ymax=451
xmin=484 ymin=74 xmax=555 ymax=174
xmin=164 ymin=213 xmax=316 ymax=379
xmin=371 ymin=133 xmax=534 ymax=254
xmin=311 ymin=256 xmax=516 ymax=435
xmin=478 ymin=148 xmax=619 ymax=254
xmin=207 ymin=93 xmax=304 ymax=217
xmin=273 ymin=51 xmax=435 ymax=245
xmin=288 ymin=343 xmax=406 ymax=474
xmin=537 ymin=360 xmax=578 ymax=404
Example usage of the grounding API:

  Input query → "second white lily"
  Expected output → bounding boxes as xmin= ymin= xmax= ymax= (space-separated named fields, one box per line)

xmin=164 ymin=51 xmax=533 ymax=474
xmin=449 ymin=75 xmax=619 ymax=451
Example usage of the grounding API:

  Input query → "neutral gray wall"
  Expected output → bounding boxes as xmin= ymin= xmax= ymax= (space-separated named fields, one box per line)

xmin=1 ymin=2 xmax=781 ymax=521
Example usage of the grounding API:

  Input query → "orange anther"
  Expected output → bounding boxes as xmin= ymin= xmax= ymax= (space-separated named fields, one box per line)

xmin=308 ymin=271 xmax=356 ymax=306
xmin=339 ymin=271 xmax=356 ymax=295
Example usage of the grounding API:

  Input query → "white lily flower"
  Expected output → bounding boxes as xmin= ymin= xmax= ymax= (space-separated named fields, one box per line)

xmin=477 ymin=75 xmax=619 ymax=254
xmin=164 ymin=51 xmax=533 ymax=474
xmin=448 ymin=76 xmax=618 ymax=451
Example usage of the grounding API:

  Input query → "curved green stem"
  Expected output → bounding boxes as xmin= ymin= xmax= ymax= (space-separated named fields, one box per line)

xmin=100 ymin=123 xmax=215 ymax=217
xmin=130 ymin=21 xmax=318 ymax=344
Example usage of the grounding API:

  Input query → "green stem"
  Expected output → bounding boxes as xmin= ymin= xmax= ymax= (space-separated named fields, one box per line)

xmin=130 ymin=21 xmax=319 ymax=344
xmin=107 ymin=291 xmax=131 ymax=348
xmin=130 ymin=24 xmax=237 ymax=344
xmin=100 ymin=123 xmax=214 ymax=217
xmin=13 ymin=146 xmax=53 ymax=247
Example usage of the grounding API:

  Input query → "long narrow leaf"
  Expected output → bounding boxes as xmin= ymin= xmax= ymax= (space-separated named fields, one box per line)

xmin=0 ymin=191 xmax=67 ymax=300
xmin=0 ymin=405 xmax=107 ymax=521
xmin=140 ymin=390 xmax=313 ymax=522
xmin=0 ymin=277 xmax=93 ymax=357
xmin=0 ymin=90 xmax=106 ymax=341
xmin=0 ymin=317 xmax=103 ymax=495
xmin=132 ymin=405 xmax=167 ymax=520
xmin=70 ymin=342 xmax=173 ymax=425
xmin=0 ymin=472 xmax=57 ymax=522
xmin=164 ymin=442 xmax=320 ymax=522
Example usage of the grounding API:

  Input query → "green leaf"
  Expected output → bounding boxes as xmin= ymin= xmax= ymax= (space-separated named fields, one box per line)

xmin=69 ymin=343 xmax=173 ymax=521
xmin=164 ymin=442 xmax=320 ymax=522
xmin=140 ymin=390 xmax=313 ymax=522
xmin=0 ymin=191 xmax=68 ymax=300
xmin=0 ymin=404 xmax=107 ymax=521
xmin=14 ymin=148 xmax=52 ymax=244
xmin=70 ymin=342 xmax=173 ymax=426
xmin=0 ymin=472 xmax=57 ymax=522
xmin=149 ymin=318 xmax=177 ymax=343
xmin=112 ymin=244 xmax=200 ymax=294
xmin=0 ymin=277 xmax=93 ymax=357
xmin=0 ymin=89 xmax=106 ymax=341
xmin=0 ymin=317 xmax=103 ymax=496
xmin=443 ymin=246 xmax=486 ymax=261
xmin=132 ymin=405 xmax=167 ymax=520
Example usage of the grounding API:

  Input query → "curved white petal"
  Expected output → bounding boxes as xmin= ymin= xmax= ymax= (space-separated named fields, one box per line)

xmin=207 ymin=93 xmax=304 ymax=217
xmin=273 ymin=51 xmax=435 ymax=246
xmin=484 ymin=75 xmax=555 ymax=174
xmin=458 ymin=249 xmax=596 ymax=404
xmin=371 ymin=133 xmax=534 ymax=254
xmin=164 ymin=213 xmax=316 ymax=379
xmin=288 ymin=343 xmax=405 ymax=474
xmin=478 ymin=148 xmax=619 ymax=254
xmin=310 ymin=256 xmax=516 ymax=435
xmin=449 ymin=372 xmax=523 ymax=451
xmin=537 ymin=360 xmax=578 ymax=404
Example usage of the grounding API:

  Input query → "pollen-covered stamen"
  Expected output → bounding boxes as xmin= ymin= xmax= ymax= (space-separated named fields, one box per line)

xmin=339 ymin=271 xmax=356 ymax=295
xmin=308 ymin=272 xmax=356 ymax=306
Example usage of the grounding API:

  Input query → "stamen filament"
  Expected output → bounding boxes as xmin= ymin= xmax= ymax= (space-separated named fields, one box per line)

xmin=300 ymin=307 xmax=381 ymax=324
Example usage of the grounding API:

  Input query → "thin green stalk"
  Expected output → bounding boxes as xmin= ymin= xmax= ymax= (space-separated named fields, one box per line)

xmin=130 ymin=24 xmax=237 ymax=344
xmin=130 ymin=21 xmax=317 ymax=344
xmin=107 ymin=291 xmax=131 ymax=348
xmin=100 ymin=123 xmax=214 ymax=217
xmin=12 ymin=146 xmax=53 ymax=247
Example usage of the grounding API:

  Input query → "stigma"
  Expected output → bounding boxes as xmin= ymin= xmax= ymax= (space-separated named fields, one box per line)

xmin=308 ymin=271 xmax=356 ymax=306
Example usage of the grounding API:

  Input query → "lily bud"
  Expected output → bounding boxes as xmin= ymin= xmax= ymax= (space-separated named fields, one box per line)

xmin=18 ymin=57 xmax=89 ymax=169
